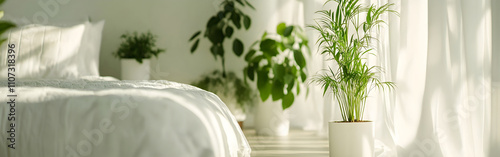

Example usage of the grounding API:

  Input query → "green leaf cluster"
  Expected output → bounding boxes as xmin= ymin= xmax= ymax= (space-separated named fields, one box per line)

xmin=192 ymin=70 xmax=256 ymax=112
xmin=113 ymin=31 xmax=165 ymax=64
xmin=244 ymin=22 xmax=310 ymax=110
xmin=189 ymin=0 xmax=254 ymax=77
xmin=310 ymin=0 xmax=397 ymax=122
xmin=0 ymin=0 xmax=17 ymax=46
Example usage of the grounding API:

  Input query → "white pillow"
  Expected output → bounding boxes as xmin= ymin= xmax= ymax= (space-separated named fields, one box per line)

xmin=78 ymin=20 xmax=105 ymax=77
xmin=0 ymin=23 xmax=86 ymax=79
xmin=0 ymin=20 xmax=105 ymax=79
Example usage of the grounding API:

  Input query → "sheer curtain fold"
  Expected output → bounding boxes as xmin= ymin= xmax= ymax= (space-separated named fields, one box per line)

xmin=384 ymin=0 xmax=493 ymax=156
xmin=387 ymin=0 xmax=492 ymax=156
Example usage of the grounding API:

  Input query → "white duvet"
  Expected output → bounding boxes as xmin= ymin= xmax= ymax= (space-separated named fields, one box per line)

xmin=0 ymin=77 xmax=251 ymax=157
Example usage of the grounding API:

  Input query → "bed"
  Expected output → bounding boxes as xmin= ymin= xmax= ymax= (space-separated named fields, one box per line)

xmin=0 ymin=21 xmax=251 ymax=157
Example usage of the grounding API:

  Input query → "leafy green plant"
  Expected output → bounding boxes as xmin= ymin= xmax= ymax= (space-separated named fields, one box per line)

xmin=189 ymin=0 xmax=254 ymax=77
xmin=113 ymin=31 xmax=165 ymax=63
xmin=244 ymin=22 xmax=310 ymax=110
xmin=192 ymin=70 xmax=256 ymax=113
xmin=0 ymin=0 xmax=16 ymax=45
xmin=310 ymin=0 xmax=396 ymax=122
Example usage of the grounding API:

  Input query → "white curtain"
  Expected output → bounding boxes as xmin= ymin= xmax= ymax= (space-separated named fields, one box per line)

xmin=390 ymin=0 xmax=492 ymax=156
xmin=294 ymin=0 xmax=498 ymax=156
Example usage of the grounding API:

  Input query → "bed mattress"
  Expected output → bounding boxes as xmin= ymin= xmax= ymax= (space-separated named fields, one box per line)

xmin=0 ymin=77 xmax=251 ymax=157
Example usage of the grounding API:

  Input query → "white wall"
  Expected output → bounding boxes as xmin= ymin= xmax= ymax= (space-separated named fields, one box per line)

xmin=2 ymin=0 xmax=287 ymax=84
xmin=491 ymin=0 xmax=500 ymax=156
xmin=494 ymin=0 xmax=500 ymax=83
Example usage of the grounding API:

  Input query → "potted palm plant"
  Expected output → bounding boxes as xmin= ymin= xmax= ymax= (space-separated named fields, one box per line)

xmin=244 ymin=22 xmax=310 ymax=136
xmin=310 ymin=0 xmax=396 ymax=156
xmin=113 ymin=31 xmax=165 ymax=80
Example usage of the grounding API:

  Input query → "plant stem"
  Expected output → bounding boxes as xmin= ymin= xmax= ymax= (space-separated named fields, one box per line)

xmin=222 ymin=57 xmax=227 ymax=78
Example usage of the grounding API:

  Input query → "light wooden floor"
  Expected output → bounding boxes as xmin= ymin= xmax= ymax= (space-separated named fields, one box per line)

xmin=243 ymin=129 xmax=329 ymax=157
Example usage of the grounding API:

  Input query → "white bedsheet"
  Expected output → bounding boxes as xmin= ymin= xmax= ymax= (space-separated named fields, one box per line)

xmin=0 ymin=78 xmax=251 ymax=157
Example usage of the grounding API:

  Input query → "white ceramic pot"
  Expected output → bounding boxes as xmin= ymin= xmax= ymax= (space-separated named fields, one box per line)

xmin=121 ymin=59 xmax=150 ymax=80
xmin=329 ymin=121 xmax=374 ymax=157
xmin=254 ymin=100 xmax=289 ymax=136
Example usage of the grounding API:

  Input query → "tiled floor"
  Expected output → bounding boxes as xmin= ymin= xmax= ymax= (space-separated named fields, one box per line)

xmin=243 ymin=129 xmax=329 ymax=157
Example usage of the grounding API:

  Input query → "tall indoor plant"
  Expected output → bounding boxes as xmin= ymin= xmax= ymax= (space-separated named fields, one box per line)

xmin=189 ymin=0 xmax=256 ymax=127
xmin=189 ymin=0 xmax=254 ymax=77
xmin=311 ymin=0 xmax=396 ymax=156
xmin=114 ymin=31 xmax=165 ymax=80
xmin=244 ymin=22 xmax=310 ymax=136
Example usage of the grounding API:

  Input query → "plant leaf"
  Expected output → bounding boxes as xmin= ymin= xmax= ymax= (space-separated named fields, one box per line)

xmin=272 ymin=64 xmax=286 ymax=81
xmin=257 ymin=70 xmax=269 ymax=89
xmin=217 ymin=11 xmax=226 ymax=19
xmin=189 ymin=31 xmax=201 ymax=41
xmin=251 ymin=55 xmax=264 ymax=64
xmin=293 ymin=50 xmax=306 ymax=68
xmin=224 ymin=2 xmax=235 ymax=12
xmin=250 ymin=40 xmax=259 ymax=48
xmin=276 ymin=23 xmax=286 ymax=36
xmin=300 ymin=70 xmax=307 ymax=82
xmin=247 ymin=65 xmax=255 ymax=81
xmin=0 ymin=21 xmax=15 ymax=36
xmin=244 ymin=0 xmax=255 ymax=10
xmin=322 ymin=81 xmax=329 ymax=96
xmin=243 ymin=15 xmax=251 ymax=30
xmin=191 ymin=39 xmax=200 ymax=53
xmin=233 ymin=38 xmax=244 ymax=56
xmin=245 ymin=49 xmax=256 ymax=61
xmin=259 ymin=83 xmax=272 ymax=101
xmin=271 ymin=80 xmax=285 ymax=101
xmin=257 ymin=70 xmax=271 ymax=101
xmin=207 ymin=16 xmax=220 ymax=28
xmin=231 ymin=13 xmax=241 ymax=29
xmin=261 ymin=31 xmax=268 ymax=40
xmin=225 ymin=26 xmax=234 ymax=38
xmin=284 ymin=74 xmax=294 ymax=84
xmin=282 ymin=93 xmax=294 ymax=110
xmin=235 ymin=0 xmax=244 ymax=6
xmin=260 ymin=39 xmax=278 ymax=56
xmin=286 ymin=78 xmax=294 ymax=92
xmin=296 ymin=82 xmax=301 ymax=95
xmin=278 ymin=42 xmax=286 ymax=51
xmin=0 ymin=38 xmax=7 ymax=46
xmin=283 ymin=26 xmax=294 ymax=37
xmin=207 ymin=27 xmax=224 ymax=44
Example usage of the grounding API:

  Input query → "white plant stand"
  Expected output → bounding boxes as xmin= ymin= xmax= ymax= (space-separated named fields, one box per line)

xmin=121 ymin=59 xmax=150 ymax=80
xmin=254 ymin=100 xmax=289 ymax=136
xmin=329 ymin=121 xmax=374 ymax=157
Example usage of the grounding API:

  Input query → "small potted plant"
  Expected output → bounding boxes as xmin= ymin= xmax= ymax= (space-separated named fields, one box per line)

xmin=311 ymin=0 xmax=396 ymax=156
xmin=192 ymin=70 xmax=256 ymax=129
xmin=113 ymin=31 xmax=165 ymax=80
xmin=244 ymin=22 xmax=310 ymax=136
